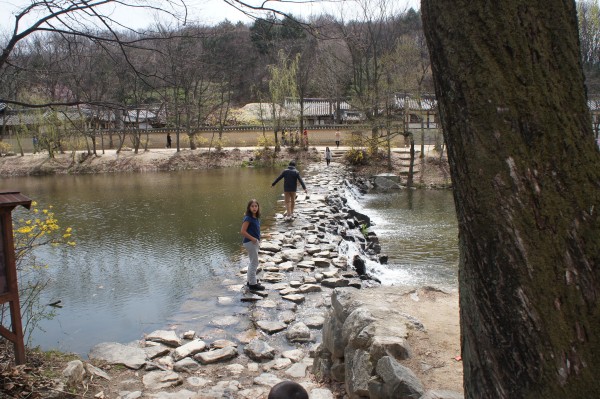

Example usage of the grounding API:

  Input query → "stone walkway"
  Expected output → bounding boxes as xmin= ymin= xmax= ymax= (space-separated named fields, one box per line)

xmin=81 ymin=161 xmax=381 ymax=399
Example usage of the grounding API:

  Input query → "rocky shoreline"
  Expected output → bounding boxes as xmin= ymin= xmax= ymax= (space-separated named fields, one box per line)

xmin=35 ymin=161 xmax=461 ymax=399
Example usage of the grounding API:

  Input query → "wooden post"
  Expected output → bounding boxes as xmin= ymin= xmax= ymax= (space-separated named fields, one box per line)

xmin=0 ymin=191 xmax=32 ymax=365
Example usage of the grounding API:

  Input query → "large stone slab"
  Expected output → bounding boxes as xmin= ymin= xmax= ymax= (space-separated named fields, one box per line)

xmin=89 ymin=342 xmax=147 ymax=370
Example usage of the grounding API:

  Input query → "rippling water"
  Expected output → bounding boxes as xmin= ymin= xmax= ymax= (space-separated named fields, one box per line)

xmin=3 ymin=169 xmax=458 ymax=355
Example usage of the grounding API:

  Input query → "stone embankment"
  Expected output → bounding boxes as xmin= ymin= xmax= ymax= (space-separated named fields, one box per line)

xmin=57 ymin=162 xmax=462 ymax=399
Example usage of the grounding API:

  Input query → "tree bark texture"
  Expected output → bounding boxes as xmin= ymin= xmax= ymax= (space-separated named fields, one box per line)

xmin=422 ymin=1 xmax=600 ymax=398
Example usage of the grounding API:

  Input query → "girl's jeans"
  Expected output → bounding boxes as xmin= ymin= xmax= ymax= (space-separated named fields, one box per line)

xmin=243 ymin=240 xmax=259 ymax=285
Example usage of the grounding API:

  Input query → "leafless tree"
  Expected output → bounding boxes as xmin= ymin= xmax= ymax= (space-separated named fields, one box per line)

xmin=1 ymin=0 xmax=187 ymax=107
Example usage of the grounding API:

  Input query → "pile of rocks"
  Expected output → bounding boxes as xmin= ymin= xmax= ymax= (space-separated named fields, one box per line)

xmin=313 ymin=287 xmax=463 ymax=399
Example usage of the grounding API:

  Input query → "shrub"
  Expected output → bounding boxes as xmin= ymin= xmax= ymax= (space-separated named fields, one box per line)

xmin=345 ymin=148 xmax=370 ymax=165
xmin=6 ymin=202 xmax=75 ymax=343
xmin=0 ymin=141 xmax=12 ymax=156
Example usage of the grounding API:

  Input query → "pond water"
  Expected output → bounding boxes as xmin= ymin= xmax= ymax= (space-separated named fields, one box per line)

xmin=3 ymin=169 xmax=458 ymax=355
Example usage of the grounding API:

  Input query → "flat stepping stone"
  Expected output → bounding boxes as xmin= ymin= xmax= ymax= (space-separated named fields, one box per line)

xmin=298 ymin=284 xmax=322 ymax=293
xmin=146 ymin=330 xmax=181 ymax=347
xmin=257 ymin=320 xmax=287 ymax=334
xmin=305 ymin=316 xmax=325 ymax=329
xmin=172 ymin=340 xmax=207 ymax=361
xmin=271 ymin=283 xmax=288 ymax=290
xmin=211 ymin=339 xmax=237 ymax=349
xmin=321 ymin=278 xmax=349 ymax=288
xmin=246 ymin=289 xmax=268 ymax=297
xmin=296 ymin=262 xmax=315 ymax=270
xmin=313 ymin=258 xmax=331 ymax=267
xmin=279 ymin=310 xmax=296 ymax=324
xmin=303 ymin=276 xmax=318 ymax=284
xmin=211 ymin=315 xmax=239 ymax=326
xmin=304 ymin=245 xmax=322 ymax=255
xmin=241 ymin=295 xmax=263 ymax=302
xmin=260 ymin=242 xmax=281 ymax=252
xmin=278 ymin=262 xmax=295 ymax=272
xmin=194 ymin=347 xmax=238 ymax=365
xmin=280 ymin=287 xmax=300 ymax=296
xmin=282 ymin=294 xmax=306 ymax=304
xmin=257 ymin=299 xmax=278 ymax=308
xmin=262 ymin=272 xmax=286 ymax=282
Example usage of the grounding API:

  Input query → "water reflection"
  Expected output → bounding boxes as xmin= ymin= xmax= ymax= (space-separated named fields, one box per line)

xmin=6 ymin=169 xmax=282 ymax=355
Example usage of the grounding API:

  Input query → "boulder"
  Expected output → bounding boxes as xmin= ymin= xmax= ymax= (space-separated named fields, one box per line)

xmin=373 ymin=356 xmax=424 ymax=399
xmin=62 ymin=360 xmax=85 ymax=386
xmin=244 ymin=339 xmax=277 ymax=361
xmin=286 ymin=322 xmax=313 ymax=343
xmin=345 ymin=348 xmax=372 ymax=398
xmin=173 ymin=358 xmax=200 ymax=373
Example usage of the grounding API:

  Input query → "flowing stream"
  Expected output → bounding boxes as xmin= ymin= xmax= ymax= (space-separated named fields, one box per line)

xmin=3 ymin=169 xmax=457 ymax=355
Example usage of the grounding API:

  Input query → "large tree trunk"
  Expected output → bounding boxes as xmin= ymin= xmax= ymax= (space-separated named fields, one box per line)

xmin=422 ymin=1 xmax=600 ymax=398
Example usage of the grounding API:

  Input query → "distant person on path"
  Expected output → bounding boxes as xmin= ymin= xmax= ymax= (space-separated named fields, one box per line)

xmin=325 ymin=147 xmax=332 ymax=166
xmin=281 ymin=128 xmax=287 ymax=146
xmin=166 ymin=133 xmax=172 ymax=148
xmin=271 ymin=160 xmax=307 ymax=221
xmin=302 ymin=128 xmax=308 ymax=149
xmin=294 ymin=129 xmax=300 ymax=146
xmin=268 ymin=381 xmax=308 ymax=399
xmin=32 ymin=135 xmax=39 ymax=154
xmin=240 ymin=199 xmax=264 ymax=291
xmin=335 ymin=130 xmax=341 ymax=148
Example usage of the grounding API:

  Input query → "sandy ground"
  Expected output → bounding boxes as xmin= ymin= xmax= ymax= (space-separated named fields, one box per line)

xmin=399 ymin=287 xmax=463 ymax=393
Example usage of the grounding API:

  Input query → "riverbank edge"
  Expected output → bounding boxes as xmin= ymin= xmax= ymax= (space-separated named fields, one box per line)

xmin=0 ymin=146 xmax=453 ymax=191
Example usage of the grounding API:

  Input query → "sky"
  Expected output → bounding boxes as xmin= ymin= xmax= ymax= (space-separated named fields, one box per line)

xmin=0 ymin=0 xmax=421 ymax=33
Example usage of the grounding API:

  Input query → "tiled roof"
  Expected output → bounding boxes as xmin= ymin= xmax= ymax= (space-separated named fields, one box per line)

xmin=285 ymin=99 xmax=352 ymax=117
xmin=394 ymin=95 xmax=437 ymax=111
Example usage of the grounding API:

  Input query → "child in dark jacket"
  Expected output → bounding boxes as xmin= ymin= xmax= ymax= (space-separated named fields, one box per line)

xmin=271 ymin=160 xmax=307 ymax=220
